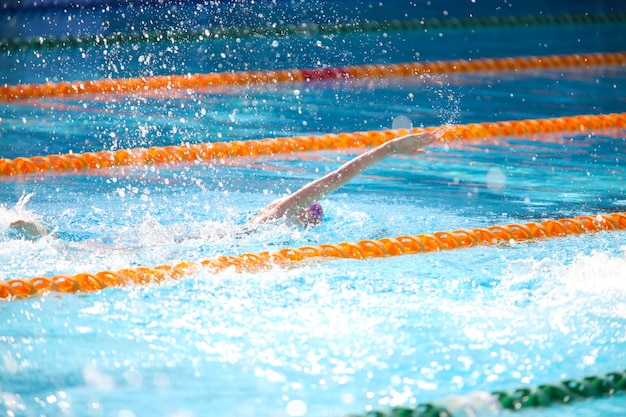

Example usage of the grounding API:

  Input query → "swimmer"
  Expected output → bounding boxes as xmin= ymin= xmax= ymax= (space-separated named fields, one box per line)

xmin=7 ymin=129 xmax=441 ymax=238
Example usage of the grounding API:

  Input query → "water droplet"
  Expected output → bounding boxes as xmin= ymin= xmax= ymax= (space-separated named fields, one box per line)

xmin=392 ymin=115 xmax=413 ymax=130
xmin=486 ymin=167 xmax=506 ymax=189
xmin=286 ymin=399 xmax=307 ymax=417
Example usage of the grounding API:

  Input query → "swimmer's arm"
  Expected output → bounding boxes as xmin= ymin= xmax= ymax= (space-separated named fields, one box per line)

xmin=249 ymin=130 xmax=440 ymax=224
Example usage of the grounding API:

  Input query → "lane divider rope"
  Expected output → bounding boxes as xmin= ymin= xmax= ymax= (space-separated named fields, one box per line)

xmin=1 ymin=51 xmax=625 ymax=102
xmin=347 ymin=368 xmax=626 ymax=417
xmin=1 ymin=211 xmax=625 ymax=300
xmin=2 ymin=12 xmax=625 ymax=52
xmin=1 ymin=111 xmax=625 ymax=177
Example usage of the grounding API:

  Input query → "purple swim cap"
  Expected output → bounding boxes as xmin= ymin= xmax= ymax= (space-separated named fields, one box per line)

xmin=298 ymin=202 xmax=323 ymax=226
xmin=308 ymin=202 xmax=323 ymax=217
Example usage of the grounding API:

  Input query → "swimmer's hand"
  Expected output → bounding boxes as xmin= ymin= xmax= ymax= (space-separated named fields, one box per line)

xmin=387 ymin=128 xmax=443 ymax=155
xmin=9 ymin=220 xmax=47 ymax=240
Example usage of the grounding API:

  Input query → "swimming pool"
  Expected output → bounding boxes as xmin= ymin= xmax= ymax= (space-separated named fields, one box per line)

xmin=1 ymin=1 xmax=626 ymax=416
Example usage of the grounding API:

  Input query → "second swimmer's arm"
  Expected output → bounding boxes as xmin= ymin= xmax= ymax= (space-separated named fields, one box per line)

xmin=248 ymin=130 xmax=440 ymax=225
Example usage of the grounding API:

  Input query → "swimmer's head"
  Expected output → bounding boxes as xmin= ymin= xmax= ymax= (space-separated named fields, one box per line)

xmin=297 ymin=202 xmax=323 ymax=227
xmin=8 ymin=220 xmax=47 ymax=240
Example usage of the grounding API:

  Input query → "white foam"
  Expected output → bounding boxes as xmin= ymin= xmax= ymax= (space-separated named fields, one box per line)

xmin=556 ymin=247 xmax=626 ymax=293
xmin=501 ymin=246 xmax=626 ymax=296
xmin=438 ymin=391 xmax=502 ymax=416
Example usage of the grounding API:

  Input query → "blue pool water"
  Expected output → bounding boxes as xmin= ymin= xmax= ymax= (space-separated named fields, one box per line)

xmin=1 ymin=1 xmax=626 ymax=416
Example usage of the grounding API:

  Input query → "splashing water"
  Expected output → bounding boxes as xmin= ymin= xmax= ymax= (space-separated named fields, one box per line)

xmin=0 ymin=193 xmax=40 ymax=230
